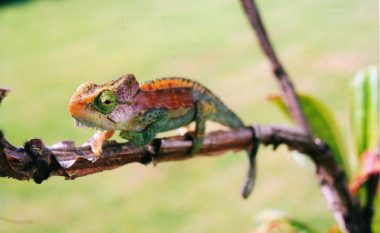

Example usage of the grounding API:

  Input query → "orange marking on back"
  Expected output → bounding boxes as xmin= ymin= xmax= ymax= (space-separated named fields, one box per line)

xmin=140 ymin=79 xmax=193 ymax=91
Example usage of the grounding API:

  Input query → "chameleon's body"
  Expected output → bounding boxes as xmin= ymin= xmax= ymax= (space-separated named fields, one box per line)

xmin=69 ymin=75 xmax=257 ymax=198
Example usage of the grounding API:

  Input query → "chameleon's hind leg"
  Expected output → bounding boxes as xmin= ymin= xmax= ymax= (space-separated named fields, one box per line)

xmin=188 ymin=101 xmax=216 ymax=155
xmin=189 ymin=118 xmax=205 ymax=155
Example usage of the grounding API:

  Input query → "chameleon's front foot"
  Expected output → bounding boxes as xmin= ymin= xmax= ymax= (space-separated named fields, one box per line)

xmin=85 ymin=130 xmax=114 ymax=157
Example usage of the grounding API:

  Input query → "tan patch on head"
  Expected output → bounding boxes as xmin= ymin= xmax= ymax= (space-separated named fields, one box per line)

xmin=69 ymin=76 xmax=135 ymax=117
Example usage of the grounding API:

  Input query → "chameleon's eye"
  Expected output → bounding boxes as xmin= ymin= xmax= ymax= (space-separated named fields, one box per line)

xmin=94 ymin=90 xmax=117 ymax=114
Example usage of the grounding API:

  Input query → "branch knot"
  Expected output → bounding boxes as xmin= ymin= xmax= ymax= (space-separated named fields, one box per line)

xmin=25 ymin=139 xmax=58 ymax=184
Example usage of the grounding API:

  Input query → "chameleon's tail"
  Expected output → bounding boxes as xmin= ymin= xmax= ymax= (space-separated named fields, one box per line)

xmin=241 ymin=141 xmax=259 ymax=199
xmin=211 ymin=103 xmax=258 ymax=199
xmin=188 ymin=78 xmax=258 ymax=198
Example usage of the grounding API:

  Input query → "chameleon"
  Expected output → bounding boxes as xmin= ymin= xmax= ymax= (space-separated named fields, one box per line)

xmin=68 ymin=74 xmax=258 ymax=198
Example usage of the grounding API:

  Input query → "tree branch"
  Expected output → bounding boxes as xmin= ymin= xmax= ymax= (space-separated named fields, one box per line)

xmin=240 ymin=0 xmax=310 ymax=134
xmin=238 ymin=1 xmax=367 ymax=232
xmin=0 ymin=124 xmax=291 ymax=180
xmin=0 ymin=120 xmax=363 ymax=232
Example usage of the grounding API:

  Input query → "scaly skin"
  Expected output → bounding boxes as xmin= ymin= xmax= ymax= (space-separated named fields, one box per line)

xmin=69 ymin=74 xmax=258 ymax=198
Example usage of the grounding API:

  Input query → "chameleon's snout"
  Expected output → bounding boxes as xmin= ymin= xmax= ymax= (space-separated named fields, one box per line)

xmin=68 ymin=89 xmax=118 ymax=131
xmin=68 ymin=82 xmax=99 ymax=117
xmin=68 ymin=99 xmax=84 ymax=117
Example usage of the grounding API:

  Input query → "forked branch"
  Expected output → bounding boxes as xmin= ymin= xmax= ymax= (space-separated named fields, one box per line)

xmin=239 ymin=0 xmax=365 ymax=232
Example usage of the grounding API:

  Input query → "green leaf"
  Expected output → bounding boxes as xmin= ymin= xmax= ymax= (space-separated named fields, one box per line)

xmin=255 ymin=210 xmax=314 ymax=233
xmin=350 ymin=66 xmax=379 ymax=157
xmin=270 ymin=94 xmax=347 ymax=171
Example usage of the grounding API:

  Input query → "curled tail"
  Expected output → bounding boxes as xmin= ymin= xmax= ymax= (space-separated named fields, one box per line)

xmin=241 ymin=139 xmax=259 ymax=199
xmin=211 ymin=101 xmax=258 ymax=199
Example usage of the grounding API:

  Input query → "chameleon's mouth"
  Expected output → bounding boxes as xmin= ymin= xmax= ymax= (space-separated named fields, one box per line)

xmin=73 ymin=117 xmax=104 ymax=129
xmin=74 ymin=119 xmax=88 ymax=128
xmin=73 ymin=116 xmax=116 ymax=130
xmin=74 ymin=119 xmax=100 ymax=129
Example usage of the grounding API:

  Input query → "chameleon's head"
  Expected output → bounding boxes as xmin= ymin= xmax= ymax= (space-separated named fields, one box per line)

xmin=69 ymin=74 xmax=140 ymax=130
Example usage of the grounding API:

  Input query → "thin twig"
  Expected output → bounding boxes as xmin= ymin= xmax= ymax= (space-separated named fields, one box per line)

xmin=240 ymin=0 xmax=310 ymax=134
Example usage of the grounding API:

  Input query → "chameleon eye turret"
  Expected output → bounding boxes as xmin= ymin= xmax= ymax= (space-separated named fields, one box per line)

xmin=94 ymin=90 xmax=117 ymax=114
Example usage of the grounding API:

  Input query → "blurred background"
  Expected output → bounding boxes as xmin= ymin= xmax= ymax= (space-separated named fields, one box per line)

xmin=0 ymin=0 xmax=377 ymax=232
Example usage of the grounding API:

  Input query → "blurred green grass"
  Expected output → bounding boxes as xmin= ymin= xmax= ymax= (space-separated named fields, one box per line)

xmin=0 ymin=0 xmax=377 ymax=232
